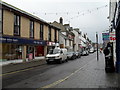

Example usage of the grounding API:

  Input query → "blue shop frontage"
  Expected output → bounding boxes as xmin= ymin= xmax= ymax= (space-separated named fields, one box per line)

xmin=0 ymin=35 xmax=47 ymax=61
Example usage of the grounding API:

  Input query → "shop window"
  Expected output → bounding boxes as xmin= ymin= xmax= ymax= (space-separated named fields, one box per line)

xmin=40 ymin=24 xmax=44 ymax=40
xmin=14 ymin=14 xmax=20 ymax=36
xmin=30 ymin=20 xmax=34 ymax=38
xmin=35 ymin=46 xmax=44 ymax=56
xmin=0 ymin=9 xmax=2 ymax=34
xmin=2 ymin=44 xmax=22 ymax=60
xmin=48 ymin=26 xmax=51 ymax=41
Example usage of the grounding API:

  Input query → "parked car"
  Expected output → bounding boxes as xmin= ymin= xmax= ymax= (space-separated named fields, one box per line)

xmin=89 ymin=47 xmax=94 ymax=53
xmin=46 ymin=48 xmax=68 ymax=64
xmin=82 ymin=50 xmax=89 ymax=56
xmin=66 ymin=51 xmax=76 ymax=60
xmin=75 ymin=51 xmax=81 ymax=58
xmin=78 ymin=51 xmax=82 ymax=58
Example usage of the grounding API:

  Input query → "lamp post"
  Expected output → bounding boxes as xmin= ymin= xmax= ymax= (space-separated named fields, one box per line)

xmin=96 ymin=32 xmax=99 ymax=61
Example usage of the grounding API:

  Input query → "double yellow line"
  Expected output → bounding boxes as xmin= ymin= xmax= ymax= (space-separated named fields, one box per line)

xmin=0 ymin=67 xmax=34 ymax=76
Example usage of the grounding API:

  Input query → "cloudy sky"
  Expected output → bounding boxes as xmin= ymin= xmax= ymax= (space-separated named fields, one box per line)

xmin=2 ymin=0 xmax=109 ymax=43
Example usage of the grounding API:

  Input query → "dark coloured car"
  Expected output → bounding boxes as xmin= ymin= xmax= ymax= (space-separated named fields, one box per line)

xmin=66 ymin=52 xmax=76 ymax=60
xmin=75 ymin=51 xmax=81 ymax=58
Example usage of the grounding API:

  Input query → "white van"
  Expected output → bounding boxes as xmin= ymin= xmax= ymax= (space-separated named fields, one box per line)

xmin=46 ymin=48 xmax=68 ymax=64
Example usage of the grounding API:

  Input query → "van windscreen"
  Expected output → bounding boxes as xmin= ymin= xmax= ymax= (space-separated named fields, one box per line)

xmin=48 ymin=49 xmax=60 ymax=54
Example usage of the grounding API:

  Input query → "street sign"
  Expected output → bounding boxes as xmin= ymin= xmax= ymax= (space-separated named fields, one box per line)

xmin=110 ymin=31 xmax=116 ymax=42
xmin=102 ymin=33 xmax=110 ymax=41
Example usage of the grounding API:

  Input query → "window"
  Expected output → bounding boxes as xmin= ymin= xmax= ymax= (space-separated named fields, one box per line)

xmin=40 ymin=24 xmax=44 ymax=40
xmin=55 ymin=30 xmax=57 ymax=42
xmin=2 ymin=44 xmax=22 ymax=60
xmin=0 ymin=9 xmax=2 ymax=34
xmin=30 ymin=20 xmax=34 ymax=38
xmin=14 ymin=14 xmax=20 ymax=36
xmin=48 ymin=26 xmax=51 ymax=41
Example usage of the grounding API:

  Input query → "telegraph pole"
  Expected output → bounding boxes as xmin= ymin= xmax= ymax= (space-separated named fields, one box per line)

xmin=96 ymin=32 xmax=99 ymax=61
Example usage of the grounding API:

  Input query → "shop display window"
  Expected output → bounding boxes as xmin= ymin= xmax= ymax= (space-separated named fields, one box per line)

xmin=2 ymin=44 xmax=22 ymax=60
xmin=35 ymin=46 xmax=44 ymax=57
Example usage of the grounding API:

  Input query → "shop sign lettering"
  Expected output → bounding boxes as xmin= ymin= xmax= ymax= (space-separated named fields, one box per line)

xmin=0 ymin=36 xmax=47 ymax=45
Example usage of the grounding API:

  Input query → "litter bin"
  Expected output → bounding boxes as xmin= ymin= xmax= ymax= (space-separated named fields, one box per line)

xmin=104 ymin=42 xmax=115 ymax=73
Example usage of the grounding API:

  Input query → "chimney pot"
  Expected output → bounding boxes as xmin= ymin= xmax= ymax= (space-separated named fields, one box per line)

xmin=60 ymin=17 xmax=63 ymax=24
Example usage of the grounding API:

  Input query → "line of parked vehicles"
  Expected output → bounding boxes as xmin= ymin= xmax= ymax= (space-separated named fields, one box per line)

xmin=45 ymin=47 xmax=95 ymax=64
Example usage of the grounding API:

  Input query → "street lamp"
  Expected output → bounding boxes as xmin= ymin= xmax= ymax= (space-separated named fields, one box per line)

xmin=96 ymin=32 xmax=99 ymax=61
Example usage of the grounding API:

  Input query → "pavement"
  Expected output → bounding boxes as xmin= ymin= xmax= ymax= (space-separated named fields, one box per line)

xmin=52 ymin=53 xmax=120 ymax=88
xmin=2 ymin=58 xmax=46 ymax=74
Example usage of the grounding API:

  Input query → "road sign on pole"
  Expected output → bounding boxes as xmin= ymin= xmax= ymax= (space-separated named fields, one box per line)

xmin=102 ymin=33 xmax=110 ymax=42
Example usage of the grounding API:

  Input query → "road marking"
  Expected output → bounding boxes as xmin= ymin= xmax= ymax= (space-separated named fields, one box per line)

xmin=39 ymin=59 xmax=94 ymax=89
xmin=0 ymin=67 xmax=35 ymax=76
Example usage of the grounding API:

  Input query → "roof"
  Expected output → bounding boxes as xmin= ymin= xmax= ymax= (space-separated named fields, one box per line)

xmin=51 ymin=21 xmax=75 ymax=36
xmin=51 ymin=21 xmax=66 ymax=31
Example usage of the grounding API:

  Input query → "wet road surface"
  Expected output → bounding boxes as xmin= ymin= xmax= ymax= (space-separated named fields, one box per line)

xmin=2 ymin=52 xmax=120 ymax=89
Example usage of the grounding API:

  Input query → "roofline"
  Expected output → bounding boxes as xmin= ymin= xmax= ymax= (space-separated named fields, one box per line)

xmin=50 ymin=23 xmax=61 ymax=30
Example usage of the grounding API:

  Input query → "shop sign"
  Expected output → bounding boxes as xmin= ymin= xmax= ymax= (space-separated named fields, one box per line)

xmin=0 ymin=36 xmax=47 ymax=45
xmin=47 ymin=41 xmax=56 ymax=46
xmin=102 ymin=33 xmax=110 ymax=41
xmin=109 ymin=31 xmax=116 ymax=42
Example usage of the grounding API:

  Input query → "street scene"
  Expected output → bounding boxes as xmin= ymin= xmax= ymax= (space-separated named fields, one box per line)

xmin=0 ymin=0 xmax=120 ymax=89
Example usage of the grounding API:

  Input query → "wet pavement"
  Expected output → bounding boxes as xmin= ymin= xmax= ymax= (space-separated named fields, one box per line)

xmin=52 ymin=53 xmax=120 ymax=88
xmin=2 ymin=52 xmax=120 ymax=89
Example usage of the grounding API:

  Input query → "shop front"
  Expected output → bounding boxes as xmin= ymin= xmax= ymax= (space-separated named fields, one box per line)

xmin=0 ymin=35 xmax=47 ymax=61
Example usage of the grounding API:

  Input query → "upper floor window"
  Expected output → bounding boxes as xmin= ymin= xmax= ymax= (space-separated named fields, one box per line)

xmin=40 ymin=24 xmax=44 ymax=40
xmin=14 ymin=14 xmax=20 ymax=36
xmin=54 ymin=30 xmax=57 ymax=42
xmin=48 ymin=26 xmax=51 ymax=41
xmin=30 ymin=20 xmax=34 ymax=38
xmin=0 ymin=9 xmax=2 ymax=34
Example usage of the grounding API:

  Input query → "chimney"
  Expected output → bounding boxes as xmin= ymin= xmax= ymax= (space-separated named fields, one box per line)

xmin=59 ymin=17 xmax=63 ymax=24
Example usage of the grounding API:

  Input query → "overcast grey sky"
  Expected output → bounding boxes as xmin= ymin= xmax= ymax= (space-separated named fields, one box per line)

xmin=2 ymin=0 xmax=109 ymax=43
